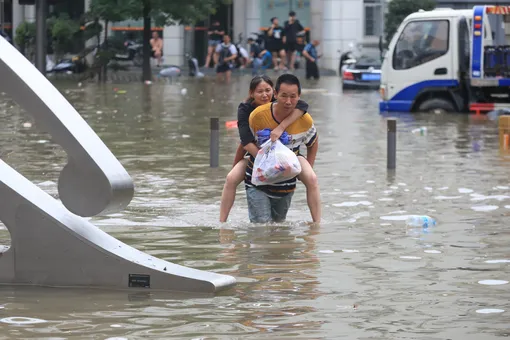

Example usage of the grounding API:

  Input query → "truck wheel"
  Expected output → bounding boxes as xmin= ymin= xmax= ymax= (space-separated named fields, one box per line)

xmin=418 ymin=98 xmax=456 ymax=114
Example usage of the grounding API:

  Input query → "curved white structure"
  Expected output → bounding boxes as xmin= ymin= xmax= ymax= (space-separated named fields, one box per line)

xmin=0 ymin=36 xmax=236 ymax=293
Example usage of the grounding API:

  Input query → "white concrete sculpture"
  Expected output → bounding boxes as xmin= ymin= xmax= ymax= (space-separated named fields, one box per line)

xmin=0 ymin=36 xmax=236 ymax=293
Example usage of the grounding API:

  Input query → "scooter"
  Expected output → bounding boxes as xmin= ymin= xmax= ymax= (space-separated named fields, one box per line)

xmin=233 ymin=33 xmax=250 ymax=69
xmin=49 ymin=45 xmax=96 ymax=74
xmin=51 ymin=57 xmax=88 ymax=74
xmin=186 ymin=53 xmax=204 ymax=78
xmin=250 ymin=31 xmax=267 ymax=50
xmin=119 ymin=40 xmax=143 ymax=67
xmin=102 ymin=39 xmax=143 ymax=67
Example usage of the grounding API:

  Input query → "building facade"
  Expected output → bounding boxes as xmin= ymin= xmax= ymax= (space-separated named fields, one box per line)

xmin=109 ymin=0 xmax=387 ymax=69
xmin=2 ymin=0 xmax=388 ymax=70
xmin=233 ymin=0 xmax=385 ymax=70
xmin=111 ymin=0 xmax=387 ymax=70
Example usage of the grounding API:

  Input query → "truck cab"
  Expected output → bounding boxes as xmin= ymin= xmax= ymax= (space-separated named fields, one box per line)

xmin=379 ymin=6 xmax=507 ymax=114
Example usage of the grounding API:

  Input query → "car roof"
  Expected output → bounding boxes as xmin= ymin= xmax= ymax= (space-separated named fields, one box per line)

xmin=406 ymin=8 xmax=470 ymax=21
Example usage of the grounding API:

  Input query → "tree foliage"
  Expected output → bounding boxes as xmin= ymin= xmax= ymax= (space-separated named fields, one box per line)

xmin=385 ymin=0 xmax=436 ymax=44
xmin=124 ymin=0 xmax=230 ymax=25
xmin=88 ymin=0 xmax=131 ymax=24
xmin=15 ymin=15 xmax=80 ymax=61
xmin=124 ymin=0 xmax=231 ymax=81
xmin=85 ymin=0 xmax=231 ymax=81
xmin=15 ymin=21 xmax=37 ymax=55
xmin=48 ymin=14 xmax=81 ymax=59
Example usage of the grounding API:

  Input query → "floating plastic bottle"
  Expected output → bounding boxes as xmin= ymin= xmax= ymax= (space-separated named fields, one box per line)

xmin=406 ymin=215 xmax=436 ymax=228
xmin=411 ymin=127 xmax=428 ymax=135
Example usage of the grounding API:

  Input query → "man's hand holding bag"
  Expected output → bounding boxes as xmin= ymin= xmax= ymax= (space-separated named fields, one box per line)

xmin=252 ymin=140 xmax=302 ymax=186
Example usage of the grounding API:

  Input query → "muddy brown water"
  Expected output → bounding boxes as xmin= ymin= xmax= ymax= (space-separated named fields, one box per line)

xmin=0 ymin=76 xmax=509 ymax=339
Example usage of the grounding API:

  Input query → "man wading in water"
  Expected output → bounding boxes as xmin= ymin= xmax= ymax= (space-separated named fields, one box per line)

xmin=215 ymin=34 xmax=238 ymax=83
xmin=244 ymin=74 xmax=319 ymax=223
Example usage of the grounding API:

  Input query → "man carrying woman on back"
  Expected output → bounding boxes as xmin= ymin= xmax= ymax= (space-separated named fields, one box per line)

xmin=219 ymin=75 xmax=321 ymax=224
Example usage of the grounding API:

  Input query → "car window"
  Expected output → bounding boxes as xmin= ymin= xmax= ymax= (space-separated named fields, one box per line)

xmin=357 ymin=54 xmax=381 ymax=66
xmin=393 ymin=20 xmax=450 ymax=70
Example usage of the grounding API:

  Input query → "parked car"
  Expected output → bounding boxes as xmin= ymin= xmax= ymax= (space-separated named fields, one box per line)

xmin=341 ymin=52 xmax=382 ymax=90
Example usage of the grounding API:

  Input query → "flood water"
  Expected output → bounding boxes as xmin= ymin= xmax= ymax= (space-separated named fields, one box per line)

xmin=1 ymin=75 xmax=510 ymax=339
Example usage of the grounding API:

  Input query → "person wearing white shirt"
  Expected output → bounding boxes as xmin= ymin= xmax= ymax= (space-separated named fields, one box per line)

xmin=215 ymin=35 xmax=238 ymax=83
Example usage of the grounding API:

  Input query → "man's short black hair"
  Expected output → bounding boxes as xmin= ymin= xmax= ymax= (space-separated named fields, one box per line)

xmin=289 ymin=11 xmax=296 ymax=17
xmin=275 ymin=74 xmax=301 ymax=95
xmin=271 ymin=17 xmax=277 ymax=23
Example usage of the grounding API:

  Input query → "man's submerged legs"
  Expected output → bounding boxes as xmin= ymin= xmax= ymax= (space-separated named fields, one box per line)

xmin=246 ymin=187 xmax=272 ymax=223
xmin=270 ymin=192 xmax=294 ymax=222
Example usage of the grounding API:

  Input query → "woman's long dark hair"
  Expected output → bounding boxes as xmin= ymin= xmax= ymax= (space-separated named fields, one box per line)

xmin=245 ymin=75 xmax=275 ymax=104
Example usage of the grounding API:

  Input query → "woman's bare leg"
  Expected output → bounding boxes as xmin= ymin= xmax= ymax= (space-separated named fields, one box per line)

xmin=297 ymin=157 xmax=321 ymax=223
xmin=272 ymin=52 xmax=279 ymax=69
xmin=279 ymin=49 xmax=287 ymax=69
xmin=219 ymin=159 xmax=247 ymax=222
xmin=204 ymin=45 xmax=214 ymax=68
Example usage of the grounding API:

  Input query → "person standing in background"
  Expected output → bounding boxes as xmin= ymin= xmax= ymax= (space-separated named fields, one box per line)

xmin=284 ymin=11 xmax=305 ymax=72
xmin=150 ymin=31 xmax=163 ymax=67
xmin=266 ymin=17 xmax=287 ymax=71
xmin=204 ymin=20 xmax=225 ymax=68
xmin=302 ymin=40 xmax=321 ymax=80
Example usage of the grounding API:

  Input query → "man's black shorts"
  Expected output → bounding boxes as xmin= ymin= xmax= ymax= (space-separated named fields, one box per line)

xmin=286 ymin=41 xmax=298 ymax=52
xmin=270 ymin=41 xmax=285 ymax=53
xmin=216 ymin=63 xmax=232 ymax=73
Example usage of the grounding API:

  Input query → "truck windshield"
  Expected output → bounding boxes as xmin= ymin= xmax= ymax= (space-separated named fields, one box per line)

xmin=393 ymin=20 xmax=449 ymax=70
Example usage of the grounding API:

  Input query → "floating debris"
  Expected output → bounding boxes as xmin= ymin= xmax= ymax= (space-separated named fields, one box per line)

xmin=471 ymin=205 xmax=499 ymax=212
xmin=476 ymin=309 xmax=505 ymax=314
xmin=478 ymin=280 xmax=509 ymax=285
xmin=424 ymin=250 xmax=442 ymax=254
xmin=0 ymin=317 xmax=47 ymax=325
xmin=319 ymin=250 xmax=334 ymax=254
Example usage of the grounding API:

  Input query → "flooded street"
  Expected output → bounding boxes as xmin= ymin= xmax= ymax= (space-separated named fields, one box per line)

xmin=1 ymin=75 xmax=510 ymax=339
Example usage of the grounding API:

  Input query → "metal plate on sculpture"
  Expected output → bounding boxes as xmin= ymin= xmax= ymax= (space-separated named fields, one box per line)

xmin=129 ymin=274 xmax=150 ymax=288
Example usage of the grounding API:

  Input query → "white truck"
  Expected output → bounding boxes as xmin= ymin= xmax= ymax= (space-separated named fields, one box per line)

xmin=379 ymin=5 xmax=510 ymax=114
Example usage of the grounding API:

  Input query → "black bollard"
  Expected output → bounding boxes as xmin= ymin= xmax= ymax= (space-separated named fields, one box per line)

xmin=387 ymin=118 xmax=396 ymax=169
xmin=210 ymin=118 xmax=219 ymax=168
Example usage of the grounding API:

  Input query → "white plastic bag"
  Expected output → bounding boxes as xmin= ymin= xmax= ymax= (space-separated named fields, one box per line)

xmin=252 ymin=140 xmax=302 ymax=186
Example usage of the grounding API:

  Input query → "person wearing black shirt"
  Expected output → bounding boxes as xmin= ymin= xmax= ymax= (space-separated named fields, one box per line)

xmin=204 ymin=20 xmax=225 ymax=68
xmin=266 ymin=17 xmax=287 ymax=70
xmin=284 ymin=11 xmax=305 ymax=71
